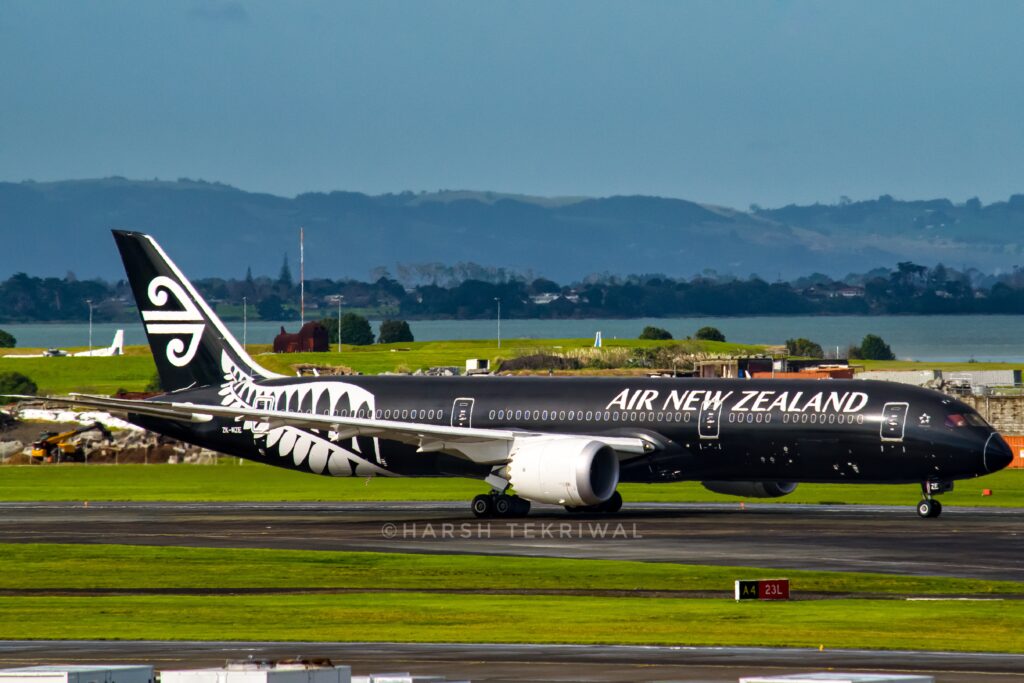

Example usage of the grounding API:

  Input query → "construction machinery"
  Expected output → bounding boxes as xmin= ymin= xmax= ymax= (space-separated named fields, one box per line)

xmin=30 ymin=423 xmax=112 ymax=463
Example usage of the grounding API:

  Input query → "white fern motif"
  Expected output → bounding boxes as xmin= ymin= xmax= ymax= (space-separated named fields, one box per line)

xmin=217 ymin=352 xmax=388 ymax=477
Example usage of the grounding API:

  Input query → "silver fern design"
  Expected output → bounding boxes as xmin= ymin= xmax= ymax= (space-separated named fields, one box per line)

xmin=217 ymin=352 xmax=388 ymax=476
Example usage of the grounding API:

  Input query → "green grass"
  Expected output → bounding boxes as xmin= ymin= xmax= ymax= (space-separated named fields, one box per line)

xmin=250 ymin=337 xmax=766 ymax=376
xmin=2 ymin=338 xmax=766 ymax=393
xmin=1 ymin=593 xmax=1020 ymax=652
xmin=3 ymin=543 xmax=1020 ymax=596
xmin=0 ymin=544 xmax=1020 ymax=651
xmin=0 ymin=462 xmax=1019 ymax=506
xmin=0 ymin=354 xmax=157 ymax=395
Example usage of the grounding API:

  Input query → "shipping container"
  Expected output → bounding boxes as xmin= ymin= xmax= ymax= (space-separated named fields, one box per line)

xmin=0 ymin=666 xmax=154 ymax=683
xmin=1000 ymin=435 xmax=1024 ymax=469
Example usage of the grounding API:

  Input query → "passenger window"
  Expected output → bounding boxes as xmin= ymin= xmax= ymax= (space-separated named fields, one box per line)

xmin=559 ymin=411 xmax=566 ymax=420
xmin=489 ymin=410 xmax=496 ymax=419
xmin=542 ymin=410 xmax=549 ymax=420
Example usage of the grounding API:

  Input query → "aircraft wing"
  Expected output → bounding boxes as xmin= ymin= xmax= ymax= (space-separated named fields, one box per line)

xmin=6 ymin=393 xmax=657 ymax=465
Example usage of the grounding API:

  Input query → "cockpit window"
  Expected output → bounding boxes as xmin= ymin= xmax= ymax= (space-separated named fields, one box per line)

xmin=945 ymin=414 xmax=968 ymax=428
xmin=965 ymin=413 xmax=989 ymax=428
xmin=946 ymin=413 xmax=989 ymax=428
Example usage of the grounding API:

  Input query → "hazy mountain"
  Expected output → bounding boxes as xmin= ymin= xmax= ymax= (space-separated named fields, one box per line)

xmin=2 ymin=178 xmax=1022 ymax=281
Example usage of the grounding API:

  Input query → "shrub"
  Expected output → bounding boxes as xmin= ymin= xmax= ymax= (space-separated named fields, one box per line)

xmin=0 ymin=371 xmax=37 ymax=396
xmin=378 ymin=320 xmax=414 ymax=344
xmin=695 ymin=326 xmax=726 ymax=342
xmin=639 ymin=326 xmax=673 ymax=340
xmin=786 ymin=337 xmax=824 ymax=359
xmin=858 ymin=334 xmax=895 ymax=360
xmin=329 ymin=313 xmax=374 ymax=346
xmin=0 ymin=329 xmax=15 ymax=348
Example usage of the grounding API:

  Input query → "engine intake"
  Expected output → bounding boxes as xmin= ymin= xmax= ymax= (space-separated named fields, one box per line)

xmin=508 ymin=437 xmax=619 ymax=506
xmin=701 ymin=481 xmax=798 ymax=499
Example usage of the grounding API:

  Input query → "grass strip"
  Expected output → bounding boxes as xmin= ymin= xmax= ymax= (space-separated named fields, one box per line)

xmin=0 ymin=593 xmax=1020 ymax=653
xmin=1 ymin=544 xmax=1020 ymax=596
xmin=0 ymin=463 xmax=1019 ymax=507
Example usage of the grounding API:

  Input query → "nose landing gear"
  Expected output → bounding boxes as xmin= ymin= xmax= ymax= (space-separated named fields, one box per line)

xmin=917 ymin=480 xmax=952 ymax=518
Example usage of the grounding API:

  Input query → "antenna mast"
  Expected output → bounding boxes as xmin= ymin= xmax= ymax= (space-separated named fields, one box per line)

xmin=299 ymin=227 xmax=305 ymax=326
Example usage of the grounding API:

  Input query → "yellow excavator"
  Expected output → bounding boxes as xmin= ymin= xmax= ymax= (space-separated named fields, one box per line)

xmin=30 ymin=423 xmax=112 ymax=463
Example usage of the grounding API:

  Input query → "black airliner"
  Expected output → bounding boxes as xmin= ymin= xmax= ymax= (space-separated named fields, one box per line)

xmin=19 ymin=232 xmax=1013 ymax=519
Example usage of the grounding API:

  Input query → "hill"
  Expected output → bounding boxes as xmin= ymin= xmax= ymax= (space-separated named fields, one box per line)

xmin=2 ymin=178 xmax=1023 ymax=280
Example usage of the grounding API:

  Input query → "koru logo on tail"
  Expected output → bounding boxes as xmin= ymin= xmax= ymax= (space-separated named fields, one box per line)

xmin=141 ymin=276 xmax=205 ymax=367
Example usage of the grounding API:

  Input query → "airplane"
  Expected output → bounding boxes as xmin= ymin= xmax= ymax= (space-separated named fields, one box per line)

xmin=2 ymin=330 xmax=124 ymax=359
xmin=8 ymin=231 xmax=1013 ymax=519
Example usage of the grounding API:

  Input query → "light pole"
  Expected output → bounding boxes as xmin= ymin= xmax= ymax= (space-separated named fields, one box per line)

xmin=242 ymin=296 xmax=248 ymax=349
xmin=337 ymin=297 xmax=343 ymax=353
xmin=86 ymin=300 xmax=93 ymax=355
xmin=494 ymin=297 xmax=501 ymax=349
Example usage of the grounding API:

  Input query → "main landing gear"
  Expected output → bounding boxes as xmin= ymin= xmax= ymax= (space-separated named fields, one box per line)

xmin=565 ymin=490 xmax=623 ymax=515
xmin=471 ymin=492 xmax=531 ymax=518
xmin=917 ymin=480 xmax=952 ymax=518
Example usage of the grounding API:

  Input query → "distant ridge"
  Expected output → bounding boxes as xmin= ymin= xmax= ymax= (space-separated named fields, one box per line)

xmin=2 ymin=177 xmax=1023 ymax=280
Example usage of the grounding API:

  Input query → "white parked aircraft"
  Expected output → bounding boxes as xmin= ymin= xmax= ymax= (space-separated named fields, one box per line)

xmin=1 ymin=330 xmax=124 ymax=359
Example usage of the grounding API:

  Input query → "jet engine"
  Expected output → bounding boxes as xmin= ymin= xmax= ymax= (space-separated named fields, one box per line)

xmin=701 ymin=481 xmax=798 ymax=498
xmin=507 ymin=438 xmax=619 ymax=506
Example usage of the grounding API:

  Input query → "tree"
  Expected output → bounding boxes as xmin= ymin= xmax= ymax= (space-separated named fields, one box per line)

xmin=639 ymin=326 xmax=673 ymax=340
xmin=858 ymin=334 xmax=895 ymax=360
xmin=257 ymin=295 xmax=285 ymax=321
xmin=378 ymin=319 xmax=414 ymax=344
xmin=278 ymin=254 xmax=293 ymax=288
xmin=0 ymin=371 xmax=37 ymax=396
xmin=0 ymin=329 xmax=15 ymax=348
xmin=328 ymin=313 xmax=374 ymax=346
xmin=786 ymin=338 xmax=824 ymax=358
xmin=695 ymin=326 xmax=726 ymax=342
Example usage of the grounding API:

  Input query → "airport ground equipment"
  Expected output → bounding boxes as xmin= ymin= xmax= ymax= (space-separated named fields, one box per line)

xmin=30 ymin=422 xmax=111 ymax=462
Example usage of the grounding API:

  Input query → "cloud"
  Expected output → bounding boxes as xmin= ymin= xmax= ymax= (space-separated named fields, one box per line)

xmin=188 ymin=1 xmax=249 ymax=24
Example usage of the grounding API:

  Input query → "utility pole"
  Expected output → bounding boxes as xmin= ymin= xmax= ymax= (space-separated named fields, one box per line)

xmin=494 ymin=297 xmax=501 ymax=349
xmin=242 ymin=296 xmax=248 ymax=348
xmin=86 ymin=300 xmax=93 ymax=355
xmin=337 ymin=297 xmax=342 ymax=353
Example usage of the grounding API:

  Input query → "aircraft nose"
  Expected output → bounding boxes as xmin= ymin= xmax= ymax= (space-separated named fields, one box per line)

xmin=984 ymin=433 xmax=1014 ymax=473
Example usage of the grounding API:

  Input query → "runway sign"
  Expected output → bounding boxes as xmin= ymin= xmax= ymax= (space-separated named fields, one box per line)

xmin=735 ymin=578 xmax=790 ymax=601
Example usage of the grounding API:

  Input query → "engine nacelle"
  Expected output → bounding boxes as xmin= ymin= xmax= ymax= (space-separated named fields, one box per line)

xmin=701 ymin=481 xmax=798 ymax=499
xmin=507 ymin=438 xmax=619 ymax=506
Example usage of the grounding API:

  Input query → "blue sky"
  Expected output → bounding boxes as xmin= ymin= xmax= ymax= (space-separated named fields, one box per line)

xmin=1 ymin=1 xmax=1022 ymax=208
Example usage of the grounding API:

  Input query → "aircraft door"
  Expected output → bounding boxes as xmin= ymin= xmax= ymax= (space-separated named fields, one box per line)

xmin=251 ymin=396 xmax=274 ymax=434
xmin=699 ymin=404 xmax=722 ymax=439
xmin=880 ymin=402 xmax=909 ymax=442
xmin=452 ymin=398 xmax=475 ymax=428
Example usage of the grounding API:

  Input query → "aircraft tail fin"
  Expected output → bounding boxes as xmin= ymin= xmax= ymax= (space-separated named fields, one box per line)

xmin=112 ymin=230 xmax=279 ymax=392
xmin=110 ymin=329 xmax=124 ymax=356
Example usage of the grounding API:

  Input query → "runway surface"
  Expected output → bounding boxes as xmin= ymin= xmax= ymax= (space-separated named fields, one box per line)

xmin=0 ymin=501 xmax=1021 ymax=579
xmin=0 ymin=640 xmax=1022 ymax=683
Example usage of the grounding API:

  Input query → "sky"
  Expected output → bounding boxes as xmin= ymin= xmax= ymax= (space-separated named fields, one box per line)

xmin=1 ymin=0 xmax=1023 ymax=209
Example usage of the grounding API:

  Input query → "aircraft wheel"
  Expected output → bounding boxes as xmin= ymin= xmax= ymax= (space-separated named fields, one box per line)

xmin=472 ymin=494 xmax=494 ymax=518
xmin=931 ymin=499 xmax=943 ymax=518
xmin=512 ymin=497 xmax=531 ymax=516
xmin=601 ymin=491 xmax=623 ymax=514
xmin=493 ymin=495 xmax=514 ymax=517
xmin=917 ymin=499 xmax=937 ymax=519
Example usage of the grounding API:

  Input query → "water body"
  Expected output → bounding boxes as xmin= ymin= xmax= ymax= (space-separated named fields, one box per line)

xmin=1 ymin=315 xmax=1021 ymax=362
